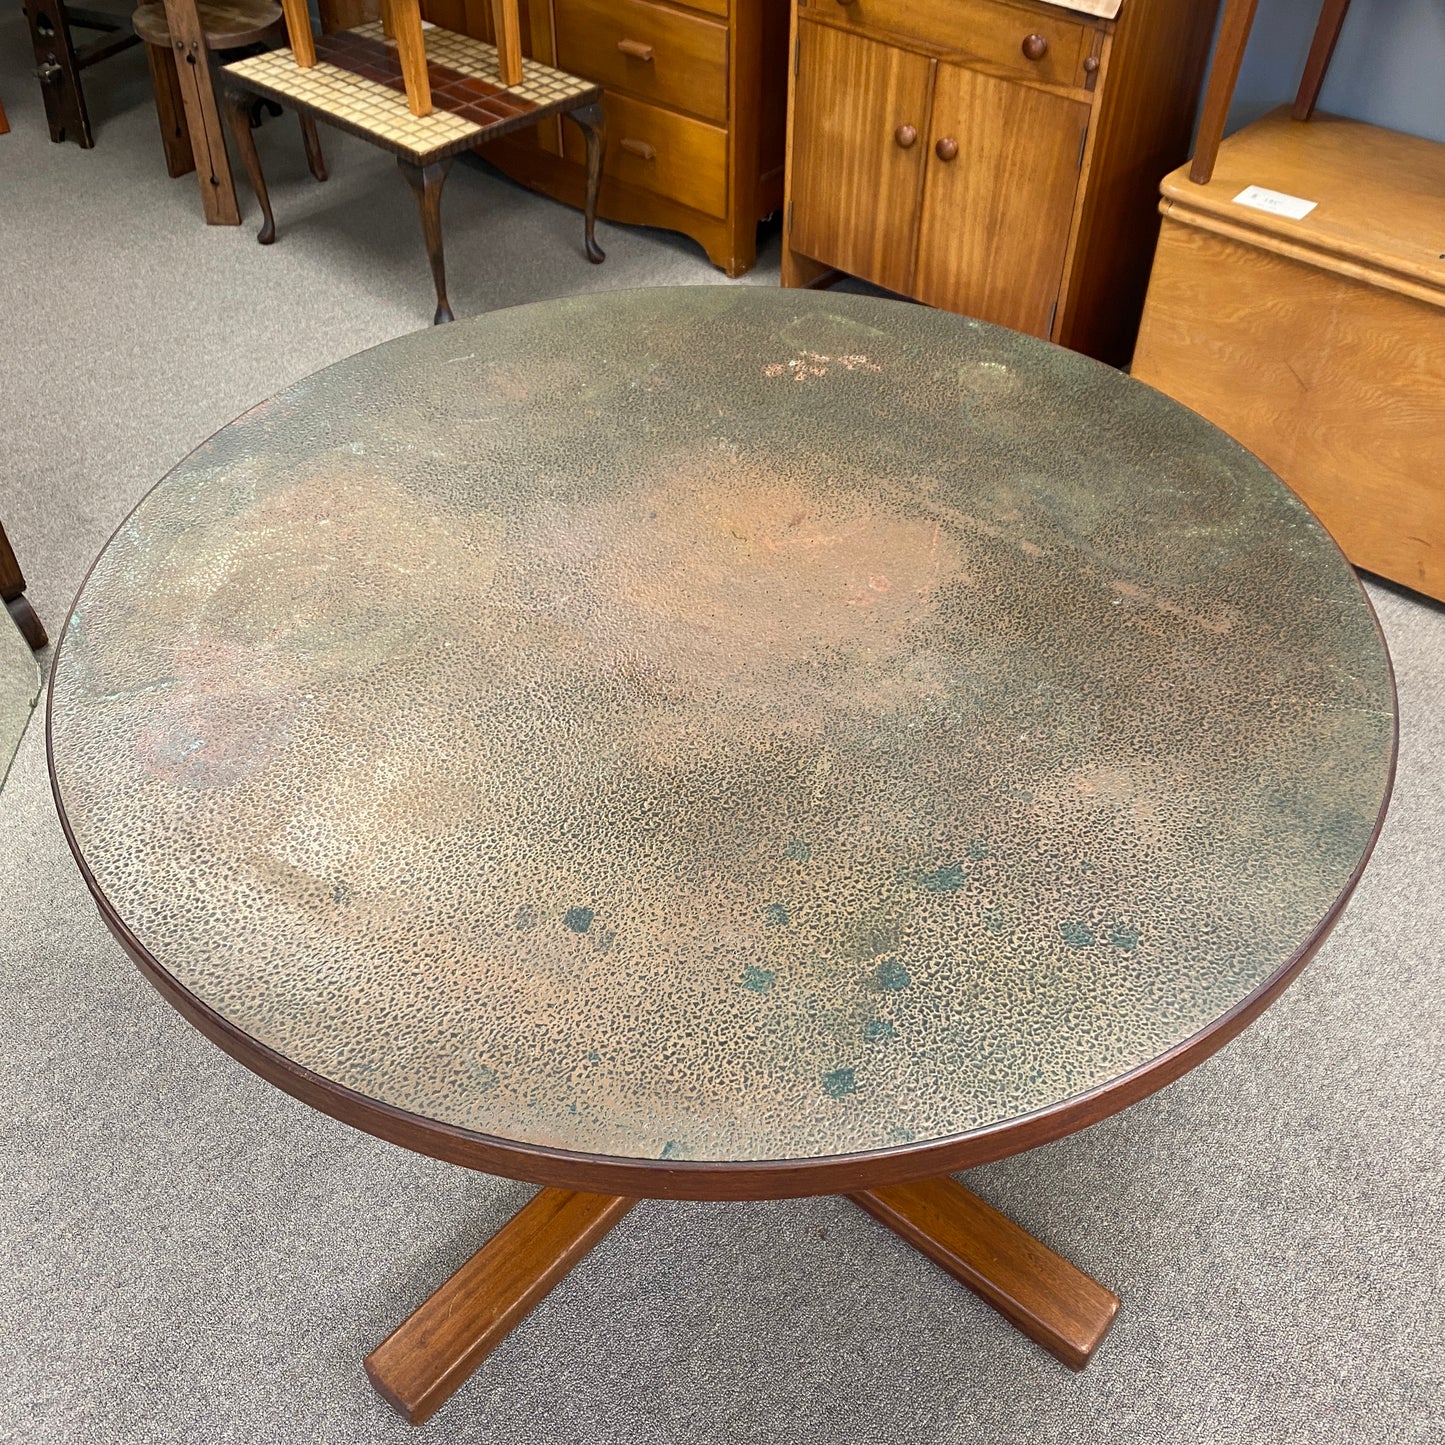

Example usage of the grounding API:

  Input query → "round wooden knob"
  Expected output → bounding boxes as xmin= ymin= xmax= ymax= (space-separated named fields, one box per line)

xmin=1022 ymin=33 xmax=1049 ymax=61
xmin=1083 ymin=55 xmax=1099 ymax=74
xmin=935 ymin=137 xmax=958 ymax=162
xmin=895 ymin=124 xmax=917 ymax=149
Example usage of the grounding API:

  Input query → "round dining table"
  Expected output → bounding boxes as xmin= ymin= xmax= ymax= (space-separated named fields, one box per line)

xmin=48 ymin=288 xmax=1396 ymax=1424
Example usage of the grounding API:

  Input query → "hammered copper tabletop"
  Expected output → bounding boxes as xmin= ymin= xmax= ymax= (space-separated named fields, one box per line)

xmin=48 ymin=289 xmax=1395 ymax=1182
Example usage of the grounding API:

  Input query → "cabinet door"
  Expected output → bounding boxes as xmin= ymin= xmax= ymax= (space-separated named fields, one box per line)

xmin=790 ymin=20 xmax=934 ymax=297
xmin=914 ymin=63 xmax=1089 ymax=336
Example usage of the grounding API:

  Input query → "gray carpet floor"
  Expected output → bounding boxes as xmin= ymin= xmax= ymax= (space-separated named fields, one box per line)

xmin=2 ymin=20 xmax=1442 ymax=1445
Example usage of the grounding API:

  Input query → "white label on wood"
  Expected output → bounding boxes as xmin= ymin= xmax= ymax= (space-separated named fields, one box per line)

xmin=1232 ymin=185 xmax=1318 ymax=221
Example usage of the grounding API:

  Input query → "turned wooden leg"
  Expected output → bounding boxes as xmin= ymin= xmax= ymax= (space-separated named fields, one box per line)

xmin=1188 ymin=0 xmax=1260 ymax=185
xmin=298 ymin=113 xmax=327 ymax=182
xmin=0 ymin=523 xmax=47 ymax=651
xmin=566 ymin=102 xmax=606 ymax=264
xmin=144 ymin=40 xmax=195 ymax=177
xmin=223 ymin=92 xmax=276 ymax=244
xmin=398 ymin=156 xmax=455 ymax=325
xmin=849 ymin=1176 xmax=1119 ymax=1370
xmin=365 ymin=1189 xmax=635 ymax=1426
xmin=1293 ymin=0 xmax=1351 ymax=121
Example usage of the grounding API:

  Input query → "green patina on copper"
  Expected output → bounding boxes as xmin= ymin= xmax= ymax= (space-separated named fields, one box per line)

xmin=47 ymin=288 xmax=1395 ymax=1166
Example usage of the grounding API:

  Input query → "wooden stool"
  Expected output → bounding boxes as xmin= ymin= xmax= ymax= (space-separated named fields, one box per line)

xmin=133 ymin=0 xmax=326 ymax=218
xmin=25 ymin=0 xmax=140 ymax=147
xmin=220 ymin=23 xmax=606 ymax=324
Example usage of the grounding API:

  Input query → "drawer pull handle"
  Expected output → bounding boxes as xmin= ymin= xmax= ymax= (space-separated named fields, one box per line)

xmin=894 ymin=124 xmax=917 ymax=149
xmin=1022 ymin=33 xmax=1048 ymax=61
xmin=621 ymin=138 xmax=657 ymax=161
xmin=935 ymin=136 xmax=958 ymax=162
xmin=1083 ymin=55 xmax=1099 ymax=74
xmin=616 ymin=38 xmax=654 ymax=61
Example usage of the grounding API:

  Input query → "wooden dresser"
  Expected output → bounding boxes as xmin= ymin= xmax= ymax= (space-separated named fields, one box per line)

xmin=781 ymin=0 xmax=1221 ymax=365
xmin=419 ymin=0 xmax=790 ymax=275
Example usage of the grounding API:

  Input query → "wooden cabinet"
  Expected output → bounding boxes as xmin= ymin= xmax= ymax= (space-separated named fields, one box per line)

xmin=782 ymin=0 xmax=1223 ymax=365
xmin=422 ymin=0 xmax=790 ymax=276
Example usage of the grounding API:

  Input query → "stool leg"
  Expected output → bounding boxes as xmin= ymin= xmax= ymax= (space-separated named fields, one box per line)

xmin=398 ymin=157 xmax=455 ymax=325
xmin=145 ymin=40 xmax=195 ymax=178
xmin=299 ymin=113 xmax=327 ymax=182
xmin=26 ymin=0 xmax=94 ymax=146
xmin=565 ymin=102 xmax=606 ymax=264
xmin=223 ymin=92 xmax=276 ymax=244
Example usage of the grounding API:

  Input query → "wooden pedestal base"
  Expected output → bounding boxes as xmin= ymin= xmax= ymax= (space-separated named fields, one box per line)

xmin=364 ymin=1176 xmax=1118 ymax=1425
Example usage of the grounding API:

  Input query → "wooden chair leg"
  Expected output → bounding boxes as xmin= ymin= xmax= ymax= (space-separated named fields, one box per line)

xmin=565 ymin=102 xmax=606 ymax=264
xmin=222 ymin=91 xmax=276 ymax=243
xmin=26 ymin=0 xmax=95 ymax=146
xmin=1188 ymin=0 xmax=1259 ymax=185
xmin=1293 ymin=0 xmax=1352 ymax=121
xmin=399 ymin=156 xmax=455 ymax=325
xmin=298 ymin=112 xmax=327 ymax=181
xmin=278 ymin=0 xmax=317 ymax=65
xmin=490 ymin=0 xmax=523 ymax=87
xmin=144 ymin=39 xmax=195 ymax=177
xmin=381 ymin=0 xmax=433 ymax=117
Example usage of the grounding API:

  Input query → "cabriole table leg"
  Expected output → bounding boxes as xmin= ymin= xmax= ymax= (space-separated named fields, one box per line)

xmin=849 ymin=1176 xmax=1120 ymax=1370
xmin=398 ymin=155 xmax=455 ymax=325
xmin=364 ymin=1188 xmax=635 ymax=1425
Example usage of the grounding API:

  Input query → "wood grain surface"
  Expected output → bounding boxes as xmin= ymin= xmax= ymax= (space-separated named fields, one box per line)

xmin=788 ymin=20 xmax=932 ymax=296
xmin=819 ymin=0 xmax=1093 ymax=89
xmin=912 ymin=61 xmax=1087 ymax=333
xmin=555 ymin=0 xmax=728 ymax=124
xmin=1133 ymin=223 xmax=1445 ymax=602
xmin=850 ymin=1177 xmax=1119 ymax=1369
xmin=365 ymin=1189 xmax=636 ymax=1423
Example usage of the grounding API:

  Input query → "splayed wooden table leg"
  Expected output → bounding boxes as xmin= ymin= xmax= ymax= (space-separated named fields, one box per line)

xmin=365 ymin=1188 xmax=636 ymax=1425
xmin=849 ymin=1176 xmax=1119 ymax=1370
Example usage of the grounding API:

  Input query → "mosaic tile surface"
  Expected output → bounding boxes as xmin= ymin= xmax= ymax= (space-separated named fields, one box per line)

xmin=48 ymin=290 xmax=1395 ymax=1166
xmin=224 ymin=22 xmax=596 ymax=157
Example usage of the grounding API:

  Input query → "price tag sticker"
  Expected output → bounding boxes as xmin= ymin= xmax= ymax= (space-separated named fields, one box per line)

xmin=1232 ymin=185 xmax=1318 ymax=221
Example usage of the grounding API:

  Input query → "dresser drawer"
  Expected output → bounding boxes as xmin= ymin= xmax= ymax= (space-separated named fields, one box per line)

xmin=563 ymin=90 xmax=728 ymax=219
xmin=555 ymin=0 xmax=729 ymax=125
xmin=808 ymin=0 xmax=1095 ymax=89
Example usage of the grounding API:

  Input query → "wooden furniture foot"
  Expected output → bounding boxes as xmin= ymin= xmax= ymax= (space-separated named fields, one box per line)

xmin=144 ymin=38 xmax=195 ymax=177
xmin=565 ymin=102 xmax=606 ymax=264
xmin=0 ymin=522 xmax=48 ymax=651
xmin=849 ymin=1176 xmax=1119 ymax=1370
xmin=224 ymin=92 xmax=276 ymax=242
xmin=27 ymin=0 xmax=141 ymax=147
xmin=365 ymin=1188 xmax=635 ymax=1426
xmin=399 ymin=156 xmax=455 ymax=324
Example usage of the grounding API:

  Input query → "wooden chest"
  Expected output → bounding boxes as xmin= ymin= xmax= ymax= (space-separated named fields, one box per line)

xmin=1132 ymin=109 xmax=1445 ymax=603
xmin=420 ymin=0 xmax=789 ymax=275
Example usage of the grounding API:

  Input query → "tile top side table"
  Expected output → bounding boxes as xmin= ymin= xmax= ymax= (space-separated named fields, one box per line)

xmin=48 ymin=289 xmax=1397 ymax=1425
xmin=220 ymin=23 xmax=605 ymax=322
